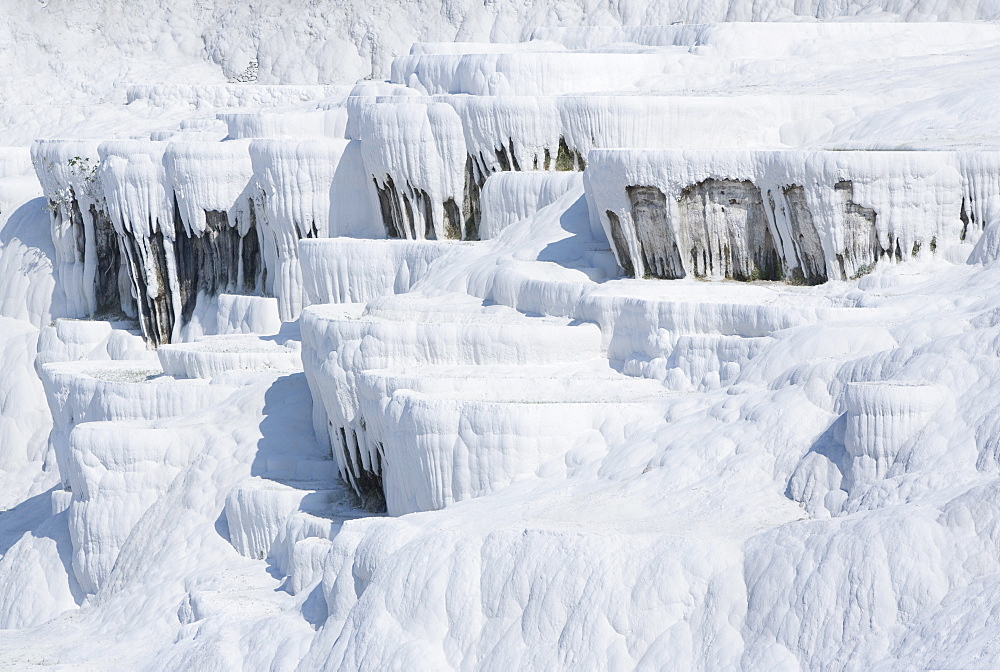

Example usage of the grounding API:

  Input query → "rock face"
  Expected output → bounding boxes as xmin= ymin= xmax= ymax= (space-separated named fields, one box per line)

xmin=627 ymin=185 xmax=684 ymax=279
xmin=843 ymin=382 xmax=945 ymax=489
xmin=585 ymin=149 xmax=987 ymax=283
xmin=833 ymin=180 xmax=882 ymax=280
xmin=781 ymin=185 xmax=828 ymax=284
xmin=36 ymin=128 xmax=945 ymax=346
xmin=32 ymin=137 xmax=370 ymax=343
xmin=678 ymin=179 xmax=782 ymax=281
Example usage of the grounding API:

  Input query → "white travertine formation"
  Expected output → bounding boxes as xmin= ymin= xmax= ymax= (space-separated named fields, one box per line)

xmin=299 ymin=237 xmax=468 ymax=305
xmin=157 ymin=334 xmax=301 ymax=379
xmin=32 ymin=140 xmax=118 ymax=318
xmin=220 ymin=108 xmax=349 ymax=140
xmin=843 ymin=382 xmax=946 ymax=488
xmin=479 ymin=171 xmax=581 ymax=239
xmin=125 ymin=84 xmax=347 ymax=109
xmin=585 ymin=149 xmax=990 ymax=281
xmin=6 ymin=11 xmax=1000 ymax=672
xmin=250 ymin=137 xmax=380 ymax=321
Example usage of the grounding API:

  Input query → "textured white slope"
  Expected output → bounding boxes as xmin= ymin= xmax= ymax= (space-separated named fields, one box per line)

xmin=0 ymin=371 xmax=348 ymax=665
xmin=299 ymin=238 xmax=470 ymax=305
xmin=15 ymin=0 xmax=981 ymax=112
xmin=0 ymin=319 xmax=55 ymax=506
xmin=479 ymin=171 xmax=581 ymax=239
xmin=0 ymin=177 xmax=62 ymax=512
xmin=250 ymin=137 xmax=380 ymax=320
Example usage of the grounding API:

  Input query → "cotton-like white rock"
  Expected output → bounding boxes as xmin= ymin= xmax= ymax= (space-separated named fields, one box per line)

xmin=479 ymin=171 xmax=581 ymax=239
xmin=249 ymin=137 xmax=381 ymax=321
xmin=299 ymin=238 xmax=470 ymax=305
xmin=157 ymin=334 xmax=301 ymax=379
xmin=6 ymin=8 xmax=1000 ymax=671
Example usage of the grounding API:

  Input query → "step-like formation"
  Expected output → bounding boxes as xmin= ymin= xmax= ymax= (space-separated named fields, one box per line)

xmin=299 ymin=238 xmax=470 ymax=305
xmin=586 ymin=149 xmax=992 ymax=281
xmin=298 ymin=289 xmax=758 ymax=514
xmin=368 ymin=368 xmax=674 ymax=513
xmin=124 ymin=84 xmax=348 ymax=109
xmin=15 ymin=20 xmax=1000 ymax=667
xmin=27 ymin=23 xmax=987 ymax=535
xmin=157 ymin=334 xmax=301 ymax=379
xmin=843 ymin=382 xmax=946 ymax=489
xmin=34 ymin=21 xmax=1000 ymax=345
xmin=31 ymin=134 xmax=377 ymax=342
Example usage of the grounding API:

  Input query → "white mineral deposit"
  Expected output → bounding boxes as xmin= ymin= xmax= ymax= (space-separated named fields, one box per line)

xmin=1 ymin=1 xmax=999 ymax=669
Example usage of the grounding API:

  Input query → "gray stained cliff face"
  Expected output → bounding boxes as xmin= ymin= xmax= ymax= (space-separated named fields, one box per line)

xmin=624 ymin=179 xmax=785 ymax=282
xmin=374 ymin=135 xmax=586 ymax=243
xmin=628 ymin=185 xmax=684 ymax=279
xmin=833 ymin=180 xmax=882 ymax=280
xmin=98 ymin=205 xmax=262 ymax=345
xmin=119 ymin=224 xmax=174 ymax=345
xmin=172 ymin=208 xmax=262 ymax=329
xmin=779 ymin=185 xmax=828 ymax=285
xmin=90 ymin=204 xmax=130 ymax=318
xmin=604 ymin=209 xmax=635 ymax=278
xmin=678 ymin=179 xmax=783 ymax=282
xmin=611 ymin=177 xmax=909 ymax=285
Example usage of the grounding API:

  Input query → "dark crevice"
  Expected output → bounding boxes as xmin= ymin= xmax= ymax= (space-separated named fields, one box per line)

xmin=90 ymin=204 xmax=126 ymax=317
xmin=463 ymin=156 xmax=484 ymax=241
xmin=556 ymin=137 xmax=585 ymax=171
xmin=960 ymin=197 xmax=970 ymax=241
xmin=444 ymin=198 xmax=463 ymax=240
xmin=374 ymin=176 xmax=404 ymax=238
xmin=69 ymin=193 xmax=87 ymax=266
xmin=495 ymin=147 xmax=511 ymax=172
xmin=508 ymin=138 xmax=521 ymax=172
xmin=334 ymin=425 xmax=386 ymax=512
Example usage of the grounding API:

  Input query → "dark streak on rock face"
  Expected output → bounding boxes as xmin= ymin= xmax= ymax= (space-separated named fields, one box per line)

xmin=602 ymin=173 xmax=958 ymax=284
xmin=833 ymin=180 xmax=883 ymax=280
xmin=960 ymin=197 xmax=972 ymax=241
xmin=463 ymin=135 xmax=586 ymax=240
xmin=371 ymin=133 xmax=589 ymax=243
xmin=120 ymin=224 xmax=174 ymax=345
xmin=444 ymin=198 xmax=463 ymax=240
xmin=70 ymin=194 xmax=87 ymax=266
xmin=373 ymin=174 xmax=470 ymax=241
xmin=678 ymin=179 xmax=782 ymax=282
xmin=114 ymin=203 xmax=263 ymax=345
xmin=333 ymin=425 xmax=386 ymax=512
xmin=375 ymin=176 xmax=404 ymax=238
xmin=401 ymin=192 xmax=416 ymax=238
xmin=418 ymin=192 xmax=436 ymax=241
xmin=625 ymin=186 xmax=685 ymax=279
xmin=173 ymin=206 xmax=262 ymax=328
xmin=608 ymin=179 xmax=881 ymax=284
xmin=781 ymin=186 xmax=828 ymax=285
xmin=495 ymin=146 xmax=511 ymax=172
xmin=60 ymin=192 xmax=137 ymax=320
xmin=463 ymin=155 xmax=484 ymax=241
xmin=90 ymin=204 xmax=131 ymax=317
xmin=604 ymin=210 xmax=634 ymax=277
xmin=556 ymin=137 xmax=585 ymax=171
